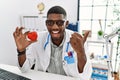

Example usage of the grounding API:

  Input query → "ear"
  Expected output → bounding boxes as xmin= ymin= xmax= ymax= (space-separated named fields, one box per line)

xmin=65 ymin=21 xmax=69 ymax=28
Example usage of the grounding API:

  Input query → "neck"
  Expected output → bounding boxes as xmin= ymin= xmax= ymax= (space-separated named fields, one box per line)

xmin=52 ymin=37 xmax=63 ymax=46
xmin=52 ymin=32 xmax=65 ymax=46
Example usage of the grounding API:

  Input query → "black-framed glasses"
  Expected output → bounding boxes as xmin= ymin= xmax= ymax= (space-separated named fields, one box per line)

xmin=46 ymin=20 xmax=65 ymax=26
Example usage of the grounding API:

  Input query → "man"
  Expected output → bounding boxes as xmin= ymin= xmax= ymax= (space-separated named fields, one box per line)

xmin=13 ymin=6 xmax=92 ymax=80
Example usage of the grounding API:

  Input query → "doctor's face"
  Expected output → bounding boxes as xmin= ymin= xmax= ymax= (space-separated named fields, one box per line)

xmin=46 ymin=14 xmax=68 ymax=45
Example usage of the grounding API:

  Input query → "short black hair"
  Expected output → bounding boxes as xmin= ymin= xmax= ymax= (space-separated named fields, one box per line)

xmin=47 ymin=6 xmax=67 ymax=19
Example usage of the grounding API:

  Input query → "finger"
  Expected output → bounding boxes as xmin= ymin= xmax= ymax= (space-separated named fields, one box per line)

xmin=74 ymin=32 xmax=82 ymax=38
xmin=71 ymin=33 xmax=83 ymax=43
xmin=16 ymin=27 xmax=20 ymax=33
xmin=70 ymin=33 xmax=81 ymax=46
xmin=71 ymin=34 xmax=78 ymax=42
xmin=24 ymin=31 xmax=30 ymax=36
xmin=19 ymin=27 xmax=25 ymax=35
xmin=14 ymin=27 xmax=22 ymax=37
xmin=23 ymin=31 xmax=29 ymax=38
xmin=13 ymin=27 xmax=19 ymax=37
xmin=70 ymin=38 xmax=76 ymax=45
xmin=83 ymin=31 xmax=90 ymax=43
xmin=71 ymin=32 xmax=82 ymax=39
xmin=13 ymin=32 xmax=16 ymax=38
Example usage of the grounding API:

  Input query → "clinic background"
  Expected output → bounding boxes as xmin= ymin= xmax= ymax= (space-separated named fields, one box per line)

xmin=0 ymin=0 xmax=77 ymax=66
xmin=1 ymin=0 xmax=120 ymax=73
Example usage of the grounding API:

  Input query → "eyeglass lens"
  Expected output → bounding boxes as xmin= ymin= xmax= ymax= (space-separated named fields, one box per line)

xmin=46 ymin=20 xmax=65 ymax=26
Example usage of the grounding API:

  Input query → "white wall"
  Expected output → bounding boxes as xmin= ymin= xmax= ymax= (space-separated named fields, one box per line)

xmin=0 ymin=0 xmax=77 ymax=66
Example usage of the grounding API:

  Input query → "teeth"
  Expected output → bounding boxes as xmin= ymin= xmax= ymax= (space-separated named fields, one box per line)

xmin=52 ymin=31 xmax=59 ymax=33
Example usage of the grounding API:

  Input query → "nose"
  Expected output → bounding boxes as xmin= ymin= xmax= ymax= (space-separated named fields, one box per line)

xmin=52 ymin=22 xmax=59 ymax=29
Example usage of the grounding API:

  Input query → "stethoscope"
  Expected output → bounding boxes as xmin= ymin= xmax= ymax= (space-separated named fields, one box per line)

xmin=44 ymin=34 xmax=74 ymax=64
xmin=44 ymin=34 xmax=50 ymax=50
xmin=44 ymin=34 xmax=70 ymax=53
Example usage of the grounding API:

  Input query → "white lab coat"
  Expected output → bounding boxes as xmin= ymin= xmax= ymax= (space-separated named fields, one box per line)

xmin=18 ymin=29 xmax=92 ymax=80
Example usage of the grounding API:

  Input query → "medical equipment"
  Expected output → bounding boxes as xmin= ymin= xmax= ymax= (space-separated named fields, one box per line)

xmin=104 ymin=26 xmax=120 ymax=80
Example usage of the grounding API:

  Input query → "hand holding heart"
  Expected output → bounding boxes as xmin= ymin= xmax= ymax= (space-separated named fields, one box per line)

xmin=13 ymin=27 xmax=37 ymax=52
xmin=27 ymin=31 xmax=38 ymax=41
xmin=70 ymin=31 xmax=89 ymax=56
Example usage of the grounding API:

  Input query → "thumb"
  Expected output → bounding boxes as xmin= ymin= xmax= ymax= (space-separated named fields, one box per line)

xmin=83 ymin=31 xmax=90 ymax=43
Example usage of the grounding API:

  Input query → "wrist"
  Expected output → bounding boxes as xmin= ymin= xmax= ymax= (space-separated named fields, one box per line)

xmin=17 ymin=49 xmax=26 ymax=56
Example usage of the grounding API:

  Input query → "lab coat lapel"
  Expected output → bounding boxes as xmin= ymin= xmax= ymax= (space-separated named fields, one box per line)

xmin=43 ymin=34 xmax=51 ymax=71
xmin=62 ymin=30 xmax=79 ymax=77
xmin=63 ymin=30 xmax=73 ymax=56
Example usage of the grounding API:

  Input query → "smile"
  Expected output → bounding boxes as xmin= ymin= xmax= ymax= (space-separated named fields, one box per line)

xmin=52 ymin=31 xmax=59 ymax=33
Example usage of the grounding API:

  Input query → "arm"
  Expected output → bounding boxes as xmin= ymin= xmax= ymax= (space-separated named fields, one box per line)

xmin=70 ymin=31 xmax=89 ymax=73
xmin=13 ymin=27 xmax=36 ymax=67
xmin=17 ymin=49 xmax=26 ymax=67
xmin=77 ymin=51 xmax=87 ymax=73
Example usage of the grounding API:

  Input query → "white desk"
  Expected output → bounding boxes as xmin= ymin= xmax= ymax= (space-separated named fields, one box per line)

xmin=0 ymin=64 xmax=78 ymax=80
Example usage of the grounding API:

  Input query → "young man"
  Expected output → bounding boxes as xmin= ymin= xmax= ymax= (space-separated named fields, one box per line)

xmin=13 ymin=6 xmax=92 ymax=80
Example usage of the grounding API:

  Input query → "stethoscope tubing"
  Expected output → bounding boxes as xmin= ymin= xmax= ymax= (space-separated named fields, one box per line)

xmin=44 ymin=34 xmax=70 ymax=52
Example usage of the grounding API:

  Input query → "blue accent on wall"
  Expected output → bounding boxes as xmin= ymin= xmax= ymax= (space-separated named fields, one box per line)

xmin=66 ymin=22 xmax=78 ymax=32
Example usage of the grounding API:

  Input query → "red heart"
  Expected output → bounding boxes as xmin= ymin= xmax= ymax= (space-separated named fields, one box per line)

xmin=27 ymin=31 xmax=38 ymax=41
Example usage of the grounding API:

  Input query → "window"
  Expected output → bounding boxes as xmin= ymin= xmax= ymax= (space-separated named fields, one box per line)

xmin=79 ymin=0 xmax=120 ymax=72
xmin=79 ymin=0 xmax=120 ymax=35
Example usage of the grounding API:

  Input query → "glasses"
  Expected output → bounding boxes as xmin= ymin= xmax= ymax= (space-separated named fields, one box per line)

xmin=46 ymin=20 xmax=65 ymax=26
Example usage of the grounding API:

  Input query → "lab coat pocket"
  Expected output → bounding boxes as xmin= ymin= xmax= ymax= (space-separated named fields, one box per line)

xmin=63 ymin=51 xmax=80 ymax=77
xmin=64 ymin=56 xmax=75 ymax=64
xmin=64 ymin=51 xmax=75 ymax=64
